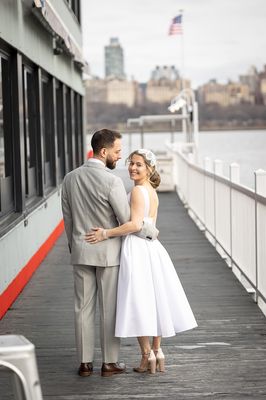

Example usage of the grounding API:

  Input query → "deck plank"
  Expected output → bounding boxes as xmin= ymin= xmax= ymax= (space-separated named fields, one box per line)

xmin=1 ymin=192 xmax=266 ymax=399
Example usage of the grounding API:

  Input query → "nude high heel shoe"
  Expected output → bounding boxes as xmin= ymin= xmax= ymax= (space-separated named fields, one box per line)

xmin=133 ymin=350 xmax=156 ymax=374
xmin=155 ymin=348 xmax=165 ymax=372
xmin=148 ymin=350 xmax=156 ymax=374
xmin=133 ymin=352 xmax=150 ymax=373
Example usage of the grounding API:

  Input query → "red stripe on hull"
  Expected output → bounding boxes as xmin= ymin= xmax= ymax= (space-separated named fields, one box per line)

xmin=0 ymin=219 xmax=64 ymax=319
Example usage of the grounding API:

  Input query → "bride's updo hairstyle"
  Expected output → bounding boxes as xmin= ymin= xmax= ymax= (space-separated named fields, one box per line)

xmin=127 ymin=149 xmax=161 ymax=189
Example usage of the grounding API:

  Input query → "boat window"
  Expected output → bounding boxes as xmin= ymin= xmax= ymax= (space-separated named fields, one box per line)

xmin=74 ymin=92 xmax=83 ymax=167
xmin=41 ymin=74 xmax=56 ymax=191
xmin=56 ymin=80 xmax=65 ymax=182
xmin=22 ymin=64 xmax=38 ymax=201
xmin=0 ymin=52 xmax=14 ymax=218
xmin=65 ymin=86 xmax=74 ymax=172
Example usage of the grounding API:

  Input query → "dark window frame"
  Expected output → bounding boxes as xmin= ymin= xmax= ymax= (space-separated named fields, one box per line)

xmin=64 ymin=85 xmax=74 ymax=172
xmin=64 ymin=0 xmax=81 ymax=23
xmin=55 ymin=79 xmax=65 ymax=182
xmin=22 ymin=62 xmax=40 ymax=202
xmin=41 ymin=72 xmax=56 ymax=192
xmin=74 ymin=92 xmax=83 ymax=167
xmin=0 ymin=47 xmax=15 ymax=218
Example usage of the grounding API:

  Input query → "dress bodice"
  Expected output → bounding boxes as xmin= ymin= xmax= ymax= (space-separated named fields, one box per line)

xmin=128 ymin=185 xmax=153 ymax=222
xmin=137 ymin=186 xmax=150 ymax=218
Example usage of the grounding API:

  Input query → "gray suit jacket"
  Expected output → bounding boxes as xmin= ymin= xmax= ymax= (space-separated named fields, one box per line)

xmin=61 ymin=160 xmax=157 ymax=267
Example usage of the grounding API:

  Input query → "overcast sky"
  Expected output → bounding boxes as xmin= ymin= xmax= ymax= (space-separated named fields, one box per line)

xmin=81 ymin=0 xmax=266 ymax=88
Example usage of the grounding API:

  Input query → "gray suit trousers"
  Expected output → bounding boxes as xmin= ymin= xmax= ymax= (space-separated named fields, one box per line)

xmin=73 ymin=264 xmax=120 ymax=363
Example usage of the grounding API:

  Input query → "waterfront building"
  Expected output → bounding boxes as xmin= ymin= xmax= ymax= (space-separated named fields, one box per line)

xmin=106 ymin=78 xmax=137 ymax=107
xmin=258 ymin=65 xmax=266 ymax=105
xmin=151 ymin=65 xmax=180 ymax=81
xmin=260 ymin=78 xmax=266 ymax=105
xmin=85 ymin=77 xmax=137 ymax=107
xmin=198 ymin=79 xmax=254 ymax=106
xmin=85 ymin=77 xmax=107 ymax=103
xmin=136 ymin=83 xmax=147 ymax=105
xmin=146 ymin=66 xmax=190 ymax=103
xmin=239 ymin=66 xmax=261 ymax=104
xmin=104 ymin=37 xmax=125 ymax=79
xmin=0 ymin=0 xmax=85 ymax=318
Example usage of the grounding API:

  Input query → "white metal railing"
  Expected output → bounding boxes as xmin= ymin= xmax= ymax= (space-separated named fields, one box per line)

xmin=168 ymin=143 xmax=266 ymax=317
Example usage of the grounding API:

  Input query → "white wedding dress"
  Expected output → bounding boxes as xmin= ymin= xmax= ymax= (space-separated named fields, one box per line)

xmin=115 ymin=186 xmax=198 ymax=338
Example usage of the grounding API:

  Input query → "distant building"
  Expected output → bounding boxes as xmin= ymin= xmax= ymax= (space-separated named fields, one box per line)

xmin=105 ymin=38 xmax=125 ymax=79
xmin=260 ymin=78 xmax=266 ymax=105
xmin=146 ymin=65 xmax=190 ymax=103
xmin=239 ymin=66 xmax=261 ymax=104
xmin=106 ymin=78 xmax=137 ymax=107
xmin=198 ymin=80 xmax=254 ymax=106
xmin=136 ymin=83 xmax=147 ymax=105
xmin=85 ymin=78 xmax=107 ymax=103
xmin=85 ymin=77 xmax=137 ymax=107
xmin=151 ymin=65 xmax=180 ymax=81
xmin=258 ymin=65 xmax=266 ymax=105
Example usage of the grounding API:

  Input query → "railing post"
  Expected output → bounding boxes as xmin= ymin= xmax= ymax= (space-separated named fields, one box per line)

xmin=254 ymin=169 xmax=266 ymax=304
xmin=193 ymin=101 xmax=199 ymax=148
xmin=214 ymin=159 xmax=223 ymax=176
xmin=230 ymin=163 xmax=240 ymax=184
xmin=203 ymin=157 xmax=212 ymax=231
xmin=229 ymin=163 xmax=240 ymax=269
xmin=172 ymin=151 xmax=178 ymax=189
xmin=214 ymin=160 xmax=223 ymax=249
xmin=204 ymin=157 xmax=212 ymax=172
xmin=181 ymin=105 xmax=187 ymax=142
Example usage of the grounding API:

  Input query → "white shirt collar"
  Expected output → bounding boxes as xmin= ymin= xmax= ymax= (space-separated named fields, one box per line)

xmin=89 ymin=158 xmax=105 ymax=167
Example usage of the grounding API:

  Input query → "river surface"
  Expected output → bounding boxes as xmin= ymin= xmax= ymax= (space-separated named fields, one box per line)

xmin=87 ymin=130 xmax=266 ymax=190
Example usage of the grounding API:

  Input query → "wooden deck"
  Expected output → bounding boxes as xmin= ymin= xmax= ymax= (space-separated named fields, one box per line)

xmin=1 ymin=191 xmax=266 ymax=399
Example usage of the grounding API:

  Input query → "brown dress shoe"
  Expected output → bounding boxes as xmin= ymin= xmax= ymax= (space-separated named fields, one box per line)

xmin=101 ymin=362 xmax=126 ymax=377
xmin=78 ymin=362 xmax=93 ymax=377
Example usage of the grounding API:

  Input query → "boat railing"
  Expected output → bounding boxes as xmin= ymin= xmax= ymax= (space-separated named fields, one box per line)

xmin=167 ymin=141 xmax=266 ymax=317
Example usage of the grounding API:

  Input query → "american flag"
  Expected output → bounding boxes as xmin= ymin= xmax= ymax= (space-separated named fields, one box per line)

xmin=168 ymin=14 xmax=183 ymax=35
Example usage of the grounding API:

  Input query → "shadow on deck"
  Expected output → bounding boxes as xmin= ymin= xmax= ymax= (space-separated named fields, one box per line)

xmin=1 ymin=191 xmax=266 ymax=399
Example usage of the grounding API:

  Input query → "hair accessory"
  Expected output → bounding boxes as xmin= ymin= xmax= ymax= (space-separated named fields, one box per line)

xmin=137 ymin=149 xmax=157 ymax=167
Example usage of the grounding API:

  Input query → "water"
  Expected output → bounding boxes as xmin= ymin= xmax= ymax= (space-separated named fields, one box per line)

xmin=86 ymin=130 xmax=266 ymax=190
xmin=197 ymin=130 xmax=266 ymax=189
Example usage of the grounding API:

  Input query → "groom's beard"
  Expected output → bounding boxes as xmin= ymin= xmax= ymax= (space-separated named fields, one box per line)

xmin=106 ymin=156 xmax=117 ymax=170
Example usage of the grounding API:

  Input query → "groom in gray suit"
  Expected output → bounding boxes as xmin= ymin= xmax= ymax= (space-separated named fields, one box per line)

xmin=61 ymin=128 xmax=157 ymax=377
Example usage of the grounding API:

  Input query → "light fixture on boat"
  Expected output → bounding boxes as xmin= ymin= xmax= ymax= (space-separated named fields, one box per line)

xmin=168 ymin=89 xmax=199 ymax=149
xmin=168 ymin=97 xmax=187 ymax=112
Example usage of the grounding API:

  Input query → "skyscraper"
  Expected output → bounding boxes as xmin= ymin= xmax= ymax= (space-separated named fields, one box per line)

xmin=105 ymin=37 xmax=125 ymax=79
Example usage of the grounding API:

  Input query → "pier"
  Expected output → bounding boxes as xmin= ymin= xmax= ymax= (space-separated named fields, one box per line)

xmin=1 ymin=191 xmax=266 ymax=399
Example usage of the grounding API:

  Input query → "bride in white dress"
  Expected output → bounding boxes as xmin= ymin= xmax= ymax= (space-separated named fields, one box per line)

xmin=86 ymin=149 xmax=197 ymax=374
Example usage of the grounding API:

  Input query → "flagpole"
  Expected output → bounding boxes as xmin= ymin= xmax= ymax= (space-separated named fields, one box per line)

xmin=179 ymin=9 xmax=184 ymax=90
xmin=178 ymin=9 xmax=186 ymax=136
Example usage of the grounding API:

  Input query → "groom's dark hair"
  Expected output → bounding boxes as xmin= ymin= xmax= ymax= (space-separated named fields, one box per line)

xmin=91 ymin=128 xmax=122 ymax=155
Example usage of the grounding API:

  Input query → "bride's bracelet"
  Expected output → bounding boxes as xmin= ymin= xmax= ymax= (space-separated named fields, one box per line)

xmin=102 ymin=229 xmax=108 ymax=240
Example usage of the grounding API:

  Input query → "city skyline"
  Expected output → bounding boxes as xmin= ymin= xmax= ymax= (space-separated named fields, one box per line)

xmin=81 ymin=0 xmax=266 ymax=88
